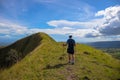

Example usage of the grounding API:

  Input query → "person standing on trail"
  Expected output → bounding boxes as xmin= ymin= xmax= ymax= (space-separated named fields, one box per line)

xmin=63 ymin=35 xmax=76 ymax=65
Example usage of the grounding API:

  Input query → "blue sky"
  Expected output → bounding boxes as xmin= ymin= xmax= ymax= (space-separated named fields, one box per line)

xmin=0 ymin=0 xmax=120 ymax=45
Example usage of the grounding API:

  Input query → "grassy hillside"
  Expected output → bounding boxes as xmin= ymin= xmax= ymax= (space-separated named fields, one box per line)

xmin=101 ymin=48 xmax=120 ymax=60
xmin=0 ymin=33 xmax=41 ymax=67
xmin=0 ymin=32 xmax=120 ymax=80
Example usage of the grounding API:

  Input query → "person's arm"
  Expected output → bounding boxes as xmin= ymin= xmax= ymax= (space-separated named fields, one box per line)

xmin=63 ymin=40 xmax=68 ymax=46
xmin=63 ymin=42 xmax=67 ymax=46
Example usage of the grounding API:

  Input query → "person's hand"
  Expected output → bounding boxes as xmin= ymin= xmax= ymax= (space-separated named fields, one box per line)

xmin=63 ymin=43 xmax=66 ymax=46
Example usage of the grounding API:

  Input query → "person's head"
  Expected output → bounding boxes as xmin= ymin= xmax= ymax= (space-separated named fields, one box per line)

xmin=69 ymin=35 xmax=72 ymax=39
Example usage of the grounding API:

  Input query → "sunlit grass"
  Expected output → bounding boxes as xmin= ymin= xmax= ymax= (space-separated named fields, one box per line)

xmin=0 ymin=32 xmax=120 ymax=80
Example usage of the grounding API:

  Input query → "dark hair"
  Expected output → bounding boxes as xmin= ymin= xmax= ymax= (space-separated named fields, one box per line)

xmin=69 ymin=35 xmax=72 ymax=38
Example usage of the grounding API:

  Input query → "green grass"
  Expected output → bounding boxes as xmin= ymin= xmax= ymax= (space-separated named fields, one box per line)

xmin=0 ymin=32 xmax=120 ymax=80
xmin=101 ymin=48 xmax=120 ymax=60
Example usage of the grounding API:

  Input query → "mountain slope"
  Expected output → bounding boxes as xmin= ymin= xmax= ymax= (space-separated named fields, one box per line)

xmin=0 ymin=32 xmax=120 ymax=80
xmin=0 ymin=32 xmax=55 ymax=67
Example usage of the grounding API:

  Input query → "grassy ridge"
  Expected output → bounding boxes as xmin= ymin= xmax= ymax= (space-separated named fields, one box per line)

xmin=0 ymin=32 xmax=120 ymax=80
xmin=0 ymin=32 xmax=53 ymax=67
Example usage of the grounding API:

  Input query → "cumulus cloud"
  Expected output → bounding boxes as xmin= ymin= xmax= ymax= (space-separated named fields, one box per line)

xmin=47 ymin=20 xmax=80 ymax=28
xmin=0 ymin=19 xmax=98 ymax=38
xmin=47 ymin=5 xmax=120 ymax=38
xmin=95 ymin=5 xmax=120 ymax=35
xmin=0 ymin=20 xmax=73 ymax=36
xmin=0 ymin=5 xmax=120 ymax=42
xmin=0 ymin=21 xmax=28 ymax=35
xmin=46 ymin=19 xmax=103 ymax=37
xmin=47 ymin=20 xmax=97 ymax=29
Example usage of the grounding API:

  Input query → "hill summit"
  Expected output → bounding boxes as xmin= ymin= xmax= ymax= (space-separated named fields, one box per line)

xmin=0 ymin=32 xmax=120 ymax=80
xmin=0 ymin=32 xmax=55 ymax=67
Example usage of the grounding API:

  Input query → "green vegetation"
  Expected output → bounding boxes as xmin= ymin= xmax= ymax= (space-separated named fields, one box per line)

xmin=0 ymin=33 xmax=43 ymax=67
xmin=100 ymin=48 xmax=120 ymax=60
xmin=5 ymin=49 xmax=22 ymax=66
xmin=0 ymin=32 xmax=120 ymax=80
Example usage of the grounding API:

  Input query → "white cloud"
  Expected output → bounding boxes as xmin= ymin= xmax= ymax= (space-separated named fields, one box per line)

xmin=115 ymin=35 xmax=120 ymax=41
xmin=46 ymin=19 xmax=104 ymax=38
xmin=95 ymin=5 xmax=120 ymax=35
xmin=62 ymin=27 xmax=74 ymax=30
xmin=47 ymin=20 xmax=97 ymax=29
xmin=0 ymin=5 xmax=120 ymax=42
xmin=0 ymin=21 xmax=28 ymax=35
xmin=47 ymin=5 xmax=120 ymax=38
xmin=29 ymin=28 xmax=100 ymax=38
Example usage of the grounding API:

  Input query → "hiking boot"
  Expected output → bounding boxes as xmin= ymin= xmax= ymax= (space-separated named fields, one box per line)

xmin=71 ymin=60 xmax=75 ymax=65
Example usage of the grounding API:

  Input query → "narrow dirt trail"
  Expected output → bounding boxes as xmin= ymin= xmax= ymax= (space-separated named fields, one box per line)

xmin=66 ymin=66 xmax=75 ymax=80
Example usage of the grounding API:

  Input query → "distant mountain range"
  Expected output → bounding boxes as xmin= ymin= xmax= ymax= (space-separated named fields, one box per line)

xmin=86 ymin=41 xmax=120 ymax=48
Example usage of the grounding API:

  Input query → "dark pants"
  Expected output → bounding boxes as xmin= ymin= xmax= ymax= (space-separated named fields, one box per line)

xmin=67 ymin=48 xmax=74 ymax=54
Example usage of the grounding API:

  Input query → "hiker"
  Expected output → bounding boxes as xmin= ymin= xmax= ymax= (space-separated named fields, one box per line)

xmin=63 ymin=35 xmax=76 ymax=64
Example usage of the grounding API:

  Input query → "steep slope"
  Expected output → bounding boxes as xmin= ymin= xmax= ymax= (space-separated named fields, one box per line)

xmin=0 ymin=32 xmax=120 ymax=80
xmin=0 ymin=32 xmax=55 ymax=67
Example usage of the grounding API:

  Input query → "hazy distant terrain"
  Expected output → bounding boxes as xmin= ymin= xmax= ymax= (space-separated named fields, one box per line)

xmin=100 ymin=48 xmax=120 ymax=60
xmin=85 ymin=41 xmax=120 ymax=60
xmin=86 ymin=41 xmax=120 ymax=48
